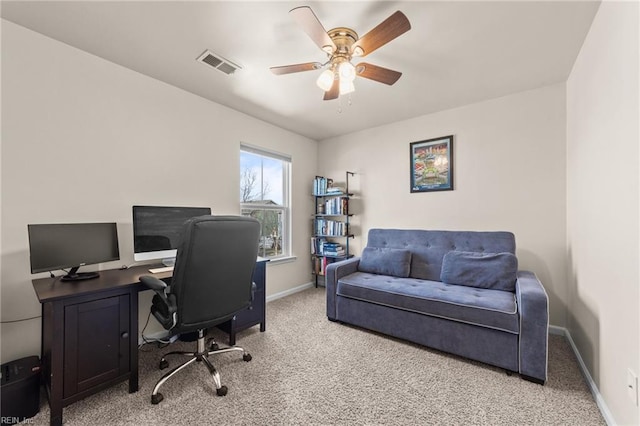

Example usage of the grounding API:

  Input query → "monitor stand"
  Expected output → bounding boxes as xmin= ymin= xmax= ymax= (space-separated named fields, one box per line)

xmin=61 ymin=266 xmax=99 ymax=282
xmin=161 ymin=258 xmax=176 ymax=267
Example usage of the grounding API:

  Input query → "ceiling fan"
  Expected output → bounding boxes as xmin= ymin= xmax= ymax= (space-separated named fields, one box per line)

xmin=270 ymin=6 xmax=411 ymax=100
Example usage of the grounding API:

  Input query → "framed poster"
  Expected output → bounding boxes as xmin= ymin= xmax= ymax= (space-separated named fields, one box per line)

xmin=410 ymin=135 xmax=454 ymax=193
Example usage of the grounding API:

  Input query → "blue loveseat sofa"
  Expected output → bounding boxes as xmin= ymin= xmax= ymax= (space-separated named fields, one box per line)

xmin=326 ymin=229 xmax=549 ymax=384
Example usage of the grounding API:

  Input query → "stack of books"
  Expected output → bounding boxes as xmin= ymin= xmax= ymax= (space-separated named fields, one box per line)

xmin=321 ymin=242 xmax=345 ymax=257
xmin=311 ymin=238 xmax=346 ymax=257
xmin=326 ymin=186 xmax=345 ymax=194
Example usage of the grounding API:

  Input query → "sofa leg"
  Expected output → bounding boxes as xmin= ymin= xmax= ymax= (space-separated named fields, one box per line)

xmin=505 ymin=370 xmax=513 ymax=376
xmin=521 ymin=374 xmax=545 ymax=385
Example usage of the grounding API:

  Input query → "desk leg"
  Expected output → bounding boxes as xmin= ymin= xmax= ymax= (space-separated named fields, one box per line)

xmin=129 ymin=289 xmax=139 ymax=393
xmin=49 ymin=301 xmax=64 ymax=426
xmin=50 ymin=405 xmax=63 ymax=426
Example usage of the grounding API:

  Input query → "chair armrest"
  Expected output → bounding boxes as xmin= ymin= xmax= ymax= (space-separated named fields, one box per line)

xmin=140 ymin=275 xmax=168 ymax=292
xmin=516 ymin=270 xmax=549 ymax=384
xmin=325 ymin=257 xmax=360 ymax=320
xmin=141 ymin=275 xmax=177 ymax=329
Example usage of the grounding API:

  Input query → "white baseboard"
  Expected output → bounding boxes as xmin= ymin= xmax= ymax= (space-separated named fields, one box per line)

xmin=549 ymin=325 xmax=616 ymax=426
xmin=266 ymin=281 xmax=315 ymax=303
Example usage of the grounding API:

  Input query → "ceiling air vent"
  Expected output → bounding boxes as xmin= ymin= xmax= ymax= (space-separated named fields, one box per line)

xmin=196 ymin=50 xmax=241 ymax=75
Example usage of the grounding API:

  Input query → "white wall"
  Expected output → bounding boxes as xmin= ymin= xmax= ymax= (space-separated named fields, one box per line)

xmin=319 ymin=84 xmax=568 ymax=326
xmin=566 ymin=1 xmax=639 ymax=425
xmin=0 ymin=20 xmax=318 ymax=363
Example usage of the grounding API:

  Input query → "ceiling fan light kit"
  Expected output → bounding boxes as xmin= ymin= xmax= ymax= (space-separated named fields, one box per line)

xmin=339 ymin=61 xmax=356 ymax=82
xmin=339 ymin=80 xmax=356 ymax=96
xmin=271 ymin=6 xmax=411 ymax=101
xmin=316 ymin=69 xmax=335 ymax=91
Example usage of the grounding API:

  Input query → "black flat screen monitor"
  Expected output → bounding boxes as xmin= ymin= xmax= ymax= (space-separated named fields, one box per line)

xmin=28 ymin=222 xmax=120 ymax=281
xmin=132 ymin=205 xmax=211 ymax=265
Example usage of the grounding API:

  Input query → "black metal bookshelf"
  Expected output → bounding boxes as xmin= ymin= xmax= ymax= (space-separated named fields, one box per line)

xmin=311 ymin=172 xmax=355 ymax=287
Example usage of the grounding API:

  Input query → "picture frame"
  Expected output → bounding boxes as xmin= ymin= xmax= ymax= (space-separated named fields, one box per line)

xmin=410 ymin=135 xmax=454 ymax=193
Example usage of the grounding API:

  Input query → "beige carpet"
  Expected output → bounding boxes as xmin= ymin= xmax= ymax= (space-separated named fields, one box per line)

xmin=29 ymin=287 xmax=604 ymax=425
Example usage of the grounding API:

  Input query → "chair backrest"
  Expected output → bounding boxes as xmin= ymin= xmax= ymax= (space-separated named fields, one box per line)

xmin=170 ymin=215 xmax=260 ymax=333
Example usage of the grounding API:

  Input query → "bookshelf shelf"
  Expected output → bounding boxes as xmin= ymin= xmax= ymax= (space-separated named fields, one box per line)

xmin=311 ymin=172 xmax=356 ymax=287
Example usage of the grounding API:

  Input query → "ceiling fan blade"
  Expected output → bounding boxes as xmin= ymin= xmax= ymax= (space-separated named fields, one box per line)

xmin=355 ymin=63 xmax=402 ymax=85
xmin=323 ymin=77 xmax=340 ymax=101
xmin=352 ymin=11 xmax=411 ymax=57
xmin=290 ymin=6 xmax=336 ymax=53
xmin=270 ymin=62 xmax=323 ymax=75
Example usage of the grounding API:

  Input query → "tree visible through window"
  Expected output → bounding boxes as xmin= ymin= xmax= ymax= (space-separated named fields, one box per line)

xmin=240 ymin=145 xmax=290 ymax=259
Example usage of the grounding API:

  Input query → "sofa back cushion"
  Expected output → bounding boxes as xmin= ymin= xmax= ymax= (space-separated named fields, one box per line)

xmin=359 ymin=247 xmax=412 ymax=278
xmin=440 ymin=251 xmax=518 ymax=292
xmin=366 ymin=229 xmax=516 ymax=281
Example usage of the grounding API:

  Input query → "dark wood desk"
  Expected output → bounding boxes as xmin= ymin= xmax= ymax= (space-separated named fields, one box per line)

xmin=32 ymin=260 xmax=267 ymax=426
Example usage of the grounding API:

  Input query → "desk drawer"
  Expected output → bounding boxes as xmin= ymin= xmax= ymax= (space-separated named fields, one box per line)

xmin=235 ymin=291 xmax=264 ymax=328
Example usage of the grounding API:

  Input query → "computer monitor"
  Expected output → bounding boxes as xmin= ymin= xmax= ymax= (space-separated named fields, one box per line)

xmin=28 ymin=222 xmax=120 ymax=281
xmin=132 ymin=205 xmax=211 ymax=265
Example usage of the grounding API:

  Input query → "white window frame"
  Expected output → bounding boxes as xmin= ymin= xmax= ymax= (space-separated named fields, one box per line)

xmin=240 ymin=144 xmax=291 ymax=260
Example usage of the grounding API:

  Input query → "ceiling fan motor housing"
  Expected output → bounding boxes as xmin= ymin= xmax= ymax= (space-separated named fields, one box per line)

xmin=326 ymin=27 xmax=359 ymax=59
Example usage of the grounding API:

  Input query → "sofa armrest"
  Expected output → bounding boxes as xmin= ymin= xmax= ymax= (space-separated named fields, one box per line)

xmin=516 ymin=270 xmax=549 ymax=384
xmin=325 ymin=257 xmax=360 ymax=320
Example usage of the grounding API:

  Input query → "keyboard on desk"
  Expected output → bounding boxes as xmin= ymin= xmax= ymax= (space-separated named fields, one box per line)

xmin=148 ymin=266 xmax=174 ymax=273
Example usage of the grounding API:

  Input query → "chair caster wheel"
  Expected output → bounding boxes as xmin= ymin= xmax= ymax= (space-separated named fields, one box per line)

xmin=243 ymin=353 xmax=252 ymax=362
xmin=216 ymin=386 xmax=228 ymax=396
xmin=159 ymin=359 xmax=169 ymax=370
xmin=151 ymin=393 xmax=164 ymax=404
xmin=210 ymin=342 xmax=219 ymax=351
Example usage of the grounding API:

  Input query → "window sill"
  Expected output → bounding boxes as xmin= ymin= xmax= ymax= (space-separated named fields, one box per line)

xmin=265 ymin=255 xmax=297 ymax=265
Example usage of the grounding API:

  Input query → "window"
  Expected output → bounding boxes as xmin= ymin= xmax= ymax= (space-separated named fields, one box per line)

xmin=240 ymin=144 xmax=291 ymax=259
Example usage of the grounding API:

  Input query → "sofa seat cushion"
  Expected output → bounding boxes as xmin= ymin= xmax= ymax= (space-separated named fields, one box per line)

xmin=336 ymin=272 xmax=519 ymax=334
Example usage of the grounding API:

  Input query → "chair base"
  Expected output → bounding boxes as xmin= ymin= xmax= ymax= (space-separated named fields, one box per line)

xmin=150 ymin=329 xmax=251 ymax=404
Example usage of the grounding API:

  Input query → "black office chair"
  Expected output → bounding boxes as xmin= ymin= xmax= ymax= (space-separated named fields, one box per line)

xmin=140 ymin=215 xmax=260 ymax=404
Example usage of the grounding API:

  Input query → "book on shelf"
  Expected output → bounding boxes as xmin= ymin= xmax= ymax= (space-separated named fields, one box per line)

xmin=326 ymin=186 xmax=344 ymax=193
xmin=313 ymin=255 xmax=342 ymax=275
xmin=311 ymin=237 xmax=346 ymax=257
xmin=311 ymin=236 xmax=327 ymax=255
xmin=313 ymin=176 xmax=334 ymax=196
xmin=313 ymin=256 xmax=328 ymax=275
xmin=313 ymin=176 xmax=346 ymax=196
xmin=321 ymin=197 xmax=348 ymax=215
xmin=314 ymin=218 xmax=348 ymax=236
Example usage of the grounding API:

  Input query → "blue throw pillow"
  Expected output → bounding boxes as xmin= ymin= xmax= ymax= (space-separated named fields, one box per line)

xmin=359 ymin=247 xmax=412 ymax=278
xmin=440 ymin=251 xmax=518 ymax=292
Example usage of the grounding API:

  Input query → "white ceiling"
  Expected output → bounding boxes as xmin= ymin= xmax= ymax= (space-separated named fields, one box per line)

xmin=1 ymin=1 xmax=599 ymax=141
